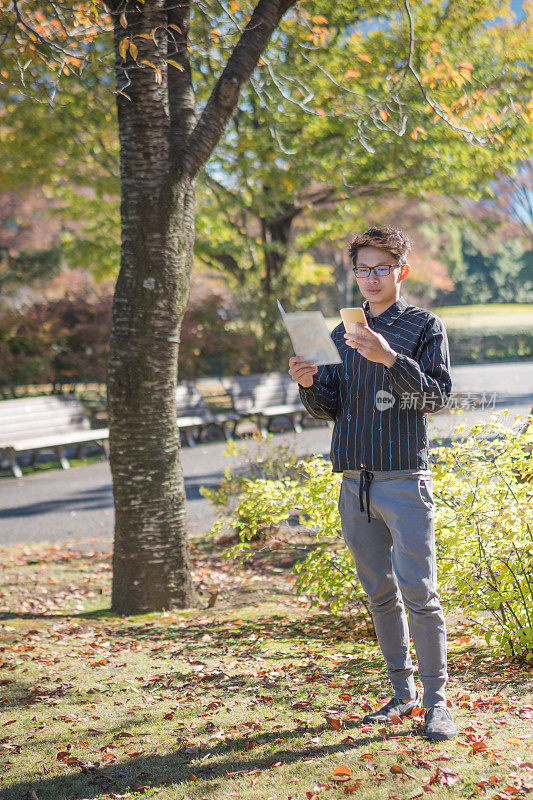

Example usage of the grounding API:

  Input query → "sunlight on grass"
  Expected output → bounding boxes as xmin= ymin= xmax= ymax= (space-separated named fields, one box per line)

xmin=0 ymin=539 xmax=532 ymax=800
xmin=433 ymin=304 xmax=533 ymax=330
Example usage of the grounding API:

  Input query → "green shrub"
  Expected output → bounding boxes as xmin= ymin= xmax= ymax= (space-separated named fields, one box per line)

xmin=202 ymin=439 xmax=372 ymax=619
xmin=448 ymin=329 xmax=533 ymax=364
xmin=204 ymin=416 xmax=533 ymax=659
xmin=432 ymin=415 xmax=533 ymax=659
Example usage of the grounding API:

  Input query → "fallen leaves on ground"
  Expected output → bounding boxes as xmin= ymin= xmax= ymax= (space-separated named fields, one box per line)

xmin=0 ymin=538 xmax=532 ymax=800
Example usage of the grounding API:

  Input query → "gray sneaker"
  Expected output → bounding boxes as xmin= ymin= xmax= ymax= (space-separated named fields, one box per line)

xmin=421 ymin=706 xmax=457 ymax=741
xmin=362 ymin=692 xmax=421 ymax=724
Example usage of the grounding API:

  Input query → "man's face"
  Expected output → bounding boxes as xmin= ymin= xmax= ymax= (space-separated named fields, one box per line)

xmin=354 ymin=245 xmax=408 ymax=306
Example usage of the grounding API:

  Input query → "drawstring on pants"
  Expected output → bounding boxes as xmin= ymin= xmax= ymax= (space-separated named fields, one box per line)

xmin=359 ymin=469 xmax=374 ymax=523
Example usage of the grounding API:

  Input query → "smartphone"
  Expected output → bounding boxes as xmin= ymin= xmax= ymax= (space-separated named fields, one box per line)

xmin=340 ymin=307 xmax=367 ymax=333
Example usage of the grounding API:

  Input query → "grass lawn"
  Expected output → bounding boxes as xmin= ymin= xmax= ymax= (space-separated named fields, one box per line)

xmin=1 ymin=531 xmax=532 ymax=800
xmin=0 ymin=454 xmax=107 ymax=480
xmin=432 ymin=305 xmax=533 ymax=331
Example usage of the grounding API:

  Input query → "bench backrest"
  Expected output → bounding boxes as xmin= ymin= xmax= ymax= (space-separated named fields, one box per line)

xmin=222 ymin=372 xmax=300 ymax=413
xmin=176 ymin=382 xmax=210 ymax=417
xmin=0 ymin=395 xmax=91 ymax=446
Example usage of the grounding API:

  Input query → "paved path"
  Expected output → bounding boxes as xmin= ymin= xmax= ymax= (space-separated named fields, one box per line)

xmin=1 ymin=362 xmax=531 ymax=547
xmin=0 ymin=428 xmax=332 ymax=546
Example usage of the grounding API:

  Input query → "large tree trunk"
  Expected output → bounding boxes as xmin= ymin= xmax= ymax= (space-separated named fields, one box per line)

xmin=107 ymin=0 xmax=296 ymax=614
xmin=108 ymin=180 xmax=197 ymax=613
xmin=108 ymin=3 xmax=196 ymax=613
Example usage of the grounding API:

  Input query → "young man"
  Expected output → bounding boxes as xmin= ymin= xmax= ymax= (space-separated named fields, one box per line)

xmin=288 ymin=225 xmax=456 ymax=741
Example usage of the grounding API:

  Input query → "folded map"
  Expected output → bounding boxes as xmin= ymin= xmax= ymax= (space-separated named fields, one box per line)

xmin=277 ymin=300 xmax=342 ymax=366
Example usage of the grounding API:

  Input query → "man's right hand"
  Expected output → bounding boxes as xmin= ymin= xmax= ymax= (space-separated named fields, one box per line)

xmin=288 ymin=356 xmax=318 ymax=388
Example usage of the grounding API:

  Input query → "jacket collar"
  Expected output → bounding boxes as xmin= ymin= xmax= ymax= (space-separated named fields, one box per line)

xmin=363 ymin=296 xmax=408 ymax=326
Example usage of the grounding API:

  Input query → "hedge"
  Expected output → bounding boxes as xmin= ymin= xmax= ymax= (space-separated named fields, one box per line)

xmin=448 ymin=328 xmax=533 ymax=365
xmin=1 ymin=299 xmax=531 ymax=392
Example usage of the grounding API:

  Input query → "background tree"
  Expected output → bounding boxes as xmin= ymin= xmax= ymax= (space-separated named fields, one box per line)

xmin=0 ymin=0 xmax=531 ymax=612
xmin=174 ymin=0 xmax=533 ymax=361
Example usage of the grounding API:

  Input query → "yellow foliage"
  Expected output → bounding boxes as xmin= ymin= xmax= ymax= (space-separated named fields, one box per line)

xmin=118 ymin=37 xmax=129 ymax=60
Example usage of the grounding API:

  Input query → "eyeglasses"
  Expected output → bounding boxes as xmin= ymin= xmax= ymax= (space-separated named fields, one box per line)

xmin=353 ymin=263 xmax=401 ymax=278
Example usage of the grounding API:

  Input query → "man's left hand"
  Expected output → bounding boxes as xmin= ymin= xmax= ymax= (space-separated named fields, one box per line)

xmin=344 ymin=323 xmax=398 ymax=368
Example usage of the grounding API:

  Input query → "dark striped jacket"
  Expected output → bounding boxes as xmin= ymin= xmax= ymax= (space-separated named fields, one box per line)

xmin=299 ymin=297 xmax=452 ymax=471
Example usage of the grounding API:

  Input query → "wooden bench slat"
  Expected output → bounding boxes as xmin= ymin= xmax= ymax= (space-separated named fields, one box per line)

xmin=0 ymin=416 xmax=89 ymax=437
xmin=0 ymin=411 xmax=88 ymax=427
xmin=3 ymin=428 xmax=109 ymax=451
xmin=0 ymin=396 xmax=81 ymax=410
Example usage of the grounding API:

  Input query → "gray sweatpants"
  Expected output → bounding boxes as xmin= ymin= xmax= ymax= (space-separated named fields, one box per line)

xmin=339 ymin=470 xmax=448 ymax=708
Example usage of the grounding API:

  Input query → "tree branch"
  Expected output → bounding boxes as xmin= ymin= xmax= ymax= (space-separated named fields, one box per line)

xmin=180 ymin=0 xmax=297 ymax=179
xmin=402 ymin=0 xmax=502 ymax=146
xmin=166 ymin=0 xmax=196 ymax=154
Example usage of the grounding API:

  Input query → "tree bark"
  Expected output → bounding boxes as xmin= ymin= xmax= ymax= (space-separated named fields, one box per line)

xmin=107 ymin=0 xmax=297 ymax=613
xmin=108 ymin=2 xmax=196 ymax=613
xmin=108 ymin=179 xmax=197 ymax=614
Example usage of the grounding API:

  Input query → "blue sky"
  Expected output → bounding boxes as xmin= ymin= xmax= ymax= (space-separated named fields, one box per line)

xmin=511 ymin=0 xmax=525 ymax=19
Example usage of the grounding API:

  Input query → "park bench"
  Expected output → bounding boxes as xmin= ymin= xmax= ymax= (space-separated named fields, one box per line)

xmin=222 ymin=372 xmax=308 ymax=436
xmin=176 ymin=381 xmax=238 ymax=446
xmin=0 ymin=395 xmax=109 ymax=478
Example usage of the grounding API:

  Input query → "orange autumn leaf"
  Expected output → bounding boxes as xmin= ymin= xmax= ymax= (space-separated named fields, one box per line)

xmin=411 ymin=126 xmax=427 ymax=140
xmin=119 ymin=37 xmax=129 ymax=60
xmin=344 ymin=69 xmax=360 ymax=80
xmin=332 ymin=765 xmax=353 ymax=782
xmin=357 ymin=53 xmax=371 ymax=62
xmin=379 ymin=109 xmax=389 ymax=121
xmin=339 ymin=693 xmax=352 ymax=701
xmin=390 ymin=765 xmax=406 ymax=774
xmin=326 ymin=716 xmax=345 ymax=730
xmin=344 ymin=781 xmax=363 ymax=793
